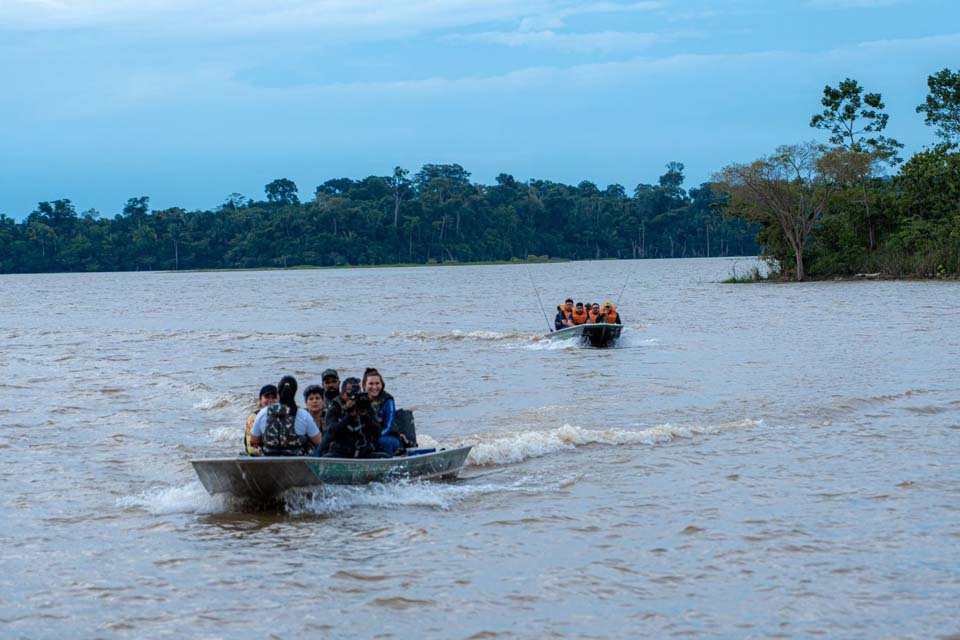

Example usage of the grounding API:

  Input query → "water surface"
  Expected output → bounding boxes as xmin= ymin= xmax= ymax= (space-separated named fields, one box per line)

xmin=1 ymin=258 xmax=958 ymax=639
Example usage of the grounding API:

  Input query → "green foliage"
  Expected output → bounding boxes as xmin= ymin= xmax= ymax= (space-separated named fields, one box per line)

xmin=917 ymin=68 xmax=960 ymax=144
xmin=810 ymin=77 xmax=903 ymax=164
xmin=0 ymin=168 xmax=761 ymax=274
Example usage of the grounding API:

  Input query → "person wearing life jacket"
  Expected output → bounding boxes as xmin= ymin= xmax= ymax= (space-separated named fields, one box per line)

xmin=319 ymin=377 xmax=384 ymax=458
xmin=587 ymin=302 xmax=601 ymax=324
xmin=600 ymin=301 xmax=622 ymax=325
xmin=248 ymin=375 xmax=323 ymax=456
xmin=244 ymin=384 xmax=278 ymax=456
xmin=554 ymin=298 xmax=575 ymax=330
xmin=571 ymin=302 xmax=589 ymax=325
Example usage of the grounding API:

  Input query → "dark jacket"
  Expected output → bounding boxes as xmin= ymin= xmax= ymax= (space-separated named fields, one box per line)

xmin=554 ymin=306 xmax=571 ymax=331
xmin=319 ymin=395 xmax=382 ymax=458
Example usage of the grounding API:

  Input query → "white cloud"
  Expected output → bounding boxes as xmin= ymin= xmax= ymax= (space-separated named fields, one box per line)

xmin=518 ymin=1 xmax=664 ymax=31
xmin=808 ymin=0 xmax=900 ymax=8
xmin=448 ymin=29 xmax=677 ymax=54
xmin=0 ymin=0 xmax=552 ymax=32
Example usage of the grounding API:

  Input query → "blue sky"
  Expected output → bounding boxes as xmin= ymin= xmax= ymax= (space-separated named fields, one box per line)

xmin=1 ymin=0 xmax=958 ymax=219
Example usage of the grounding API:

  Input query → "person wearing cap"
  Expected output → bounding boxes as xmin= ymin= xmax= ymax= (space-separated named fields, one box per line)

xmin=320 ymin=368 xmax=340 ymax=421
xmin=318 ymin=377 xmax=383 ymax=458
xmin=244 ymin=384 xmax=278 ymax=456
xmin=554 ymin=298 xmax=575 ymax=330
xmin=249 ymin=376 xmax=323 ymax=456
xmin=600 ymin=301 xmax=621 ymax=325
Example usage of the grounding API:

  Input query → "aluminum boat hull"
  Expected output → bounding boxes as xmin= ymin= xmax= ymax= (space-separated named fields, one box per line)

xmin=191 ymin=446 xmax=472 ymax=500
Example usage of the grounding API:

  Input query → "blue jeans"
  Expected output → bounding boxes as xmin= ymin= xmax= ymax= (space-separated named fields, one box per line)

xmin=377 ymin=434 xmax=401 ymax=456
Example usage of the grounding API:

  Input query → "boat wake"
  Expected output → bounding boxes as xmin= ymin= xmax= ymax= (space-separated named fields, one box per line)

xmin=455 ymin=420 xmax=760 ymax=466
xmin=392 ymin=329 xmax=537 ymax=343
xmin=117 ymin=482 xmax=241 ymax=515
xmin=524 ymin=333 xmax=658 ymax=350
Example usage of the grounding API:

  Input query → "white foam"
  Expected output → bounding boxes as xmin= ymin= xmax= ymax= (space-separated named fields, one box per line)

xmin=283 ymin=479 xmax=509 ymax=515
xmin=392 ymin=330 xmax=535 ymax=343
xmin=192 ymin=392 xmax=248 ymax=411
xmin=458 ymin=420 xmax=760 ymax=466
xmin=209 ymin=426 xmax=242 ymax=443
xmin=117 ymin=482 xmax=239 ymax=515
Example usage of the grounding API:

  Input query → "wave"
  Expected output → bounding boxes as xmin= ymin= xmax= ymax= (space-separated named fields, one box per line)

xmin=457 ymin=420 xmax=759 ymax=466
xmin=392 ymin=329 xmax=537 ymax=343
xmin=524 ymin=333 xmax=658 ymax=350
xmin=116 ymin=482 xmax=240 ymax=515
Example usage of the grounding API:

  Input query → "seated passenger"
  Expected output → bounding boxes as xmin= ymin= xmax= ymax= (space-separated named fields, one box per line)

xmin=244 ymin=384 xmax=278 ymax=456
xmin=320 ymin=368 xmax=340 ymax=419
xmin=571 ymin=302 xmax=588 ymax=325
xmin=600 ymin=301 xmax=622 ymax=325
xmin=362 ymin=367 xmax=406 ymax=456
xmin=248 ymin=376 xmax=322 ymax=456
xmin=554 ymin=298 xmax=574 ymax=330
xmin=587 ymin=303 xmax=601 ymax=323
xmin=319 ymin=377 xmax=383 ymax=458
xmin=303 ymin=384 xmax=324 ymax=432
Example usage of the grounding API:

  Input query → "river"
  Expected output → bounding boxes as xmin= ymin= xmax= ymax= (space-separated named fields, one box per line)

xmin=1 ymin=257 xmax=958 ymax=639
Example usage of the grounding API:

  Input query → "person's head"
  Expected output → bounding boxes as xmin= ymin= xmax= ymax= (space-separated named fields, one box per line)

xmin=592 ymin=303 xmax=600 ymax=313
xmin=277 ymin=375 xmax=298 ymax=409
xmin=603 ymin=301 xmax=613 ymax=312
xmin=258 ymin=384 xmax=278 ymax=408
xmin=564 ymin=298 xmax=573 ymax=310
xmin=321 ymin=368 xmax=339 ymax=388
xmin=340 ymin=377 xmax=361 ymax=398
xmin=303 ymin=384 xmax=323 ymax=410
xmin=575 ymin=302 xmax=584 ymax=311
xmin=362 ymin=367 xmax=385 ymax=398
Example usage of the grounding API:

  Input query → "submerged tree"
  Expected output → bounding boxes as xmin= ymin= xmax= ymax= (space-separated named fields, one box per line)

xmin=916 ymin=68 xmax=960 ymax=145
xmin=713 ymin=142 xmax=870 ymax=281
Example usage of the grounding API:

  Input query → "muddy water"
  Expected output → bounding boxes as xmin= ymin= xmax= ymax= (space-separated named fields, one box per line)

xmin=1 ymin=258 xmax=958 ymax=639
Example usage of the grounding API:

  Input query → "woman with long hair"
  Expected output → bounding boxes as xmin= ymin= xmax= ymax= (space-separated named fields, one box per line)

xmin=362 ymin=368 xmax=404 ymax=456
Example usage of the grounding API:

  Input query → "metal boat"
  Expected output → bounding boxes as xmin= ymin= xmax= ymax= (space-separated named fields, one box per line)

xmin=191 ymin=446 xmax=473 ymax=500
xmin=546 ymin=323 xmax=622 ymax=348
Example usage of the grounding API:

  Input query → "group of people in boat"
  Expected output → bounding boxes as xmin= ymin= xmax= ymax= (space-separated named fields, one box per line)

xmin=554 ymin=299 xmax=622 ymax=331
xmin=244 ymin=367 xmax=409 ymax=459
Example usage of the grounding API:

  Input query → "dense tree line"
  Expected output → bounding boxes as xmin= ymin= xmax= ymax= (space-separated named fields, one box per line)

xmin=713 ymin=68 xmax=960 ymax=280
xmin=0 ymin=164 xmax=760 ymax=274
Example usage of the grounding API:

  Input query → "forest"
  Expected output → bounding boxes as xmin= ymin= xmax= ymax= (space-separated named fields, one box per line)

xmin=0 ymin=163 xmax=758 ymax=273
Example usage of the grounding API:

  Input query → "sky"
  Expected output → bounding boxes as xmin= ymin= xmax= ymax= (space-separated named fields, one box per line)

xmin=1 ymin=0 xmax=958 ymax=219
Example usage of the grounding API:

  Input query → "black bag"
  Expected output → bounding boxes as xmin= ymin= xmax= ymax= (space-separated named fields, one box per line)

xmin=394 ymin=409 xmax=417 ymax=447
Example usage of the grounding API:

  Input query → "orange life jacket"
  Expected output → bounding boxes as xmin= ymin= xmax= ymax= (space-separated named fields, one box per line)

xmin=601 ymin=306 xmax=619 ymax=323
xmin=587 ymin=310 xmax=600 ymax=323
xmin=571 ymin=308 xmax=588 ymax=325
xmin=558 ymin=305 xmax=573 ymax=320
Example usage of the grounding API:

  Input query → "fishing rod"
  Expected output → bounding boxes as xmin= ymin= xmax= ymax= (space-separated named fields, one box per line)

xmin=615 ymin=270 xmax=631 ymax=306
xmin=526 ymin=265 xmax=553 ymax=332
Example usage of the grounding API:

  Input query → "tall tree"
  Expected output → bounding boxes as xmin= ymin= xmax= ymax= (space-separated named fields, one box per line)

xmin=916 ymin=68 xmax=960 ymax=145
xmin=810 ymin=78 xmax=903 ymax=163
xmin=810 ymin=78 xmax=901 ymax=249
xmin=388 ymin=167 xmax=411 ymax=227
xmin=265 ymin=178 xmax=300 ymax=205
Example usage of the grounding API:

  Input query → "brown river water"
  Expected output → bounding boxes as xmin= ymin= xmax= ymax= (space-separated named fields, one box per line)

xmin=1 ymin=258 xmax=958 ymax=639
